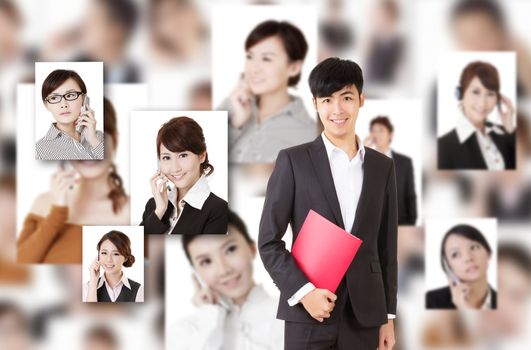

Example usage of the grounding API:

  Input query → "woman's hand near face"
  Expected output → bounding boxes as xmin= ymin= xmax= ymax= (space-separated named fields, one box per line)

xmin=89 ymin=258 xmax=101 ymax=282
xmin=448 ymin=278 xmax=472 ymax=309
xmin=150 ymin=171 xmax=169 ymax=219
xmin=77 ymin=107 xmax=100 ymax=147
xmin=229 ymin=74 xmax=253 ymax=129
xmin=50 ymin=167 xmax=77 ymax=206
xmin=191 ymin=274 xmax=217 ymax=307
xmin=498 ymin=95 xmax=515 ymax=133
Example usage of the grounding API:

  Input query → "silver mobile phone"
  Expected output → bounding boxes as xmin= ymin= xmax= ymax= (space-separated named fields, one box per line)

xmin=76 ymin=94 xmax=90 ymax=133
xmin=443 ymin=259 xmax=460 ymax=285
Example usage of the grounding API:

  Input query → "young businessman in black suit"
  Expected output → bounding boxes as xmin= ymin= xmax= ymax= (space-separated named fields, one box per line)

xmin=258 ymin=57 xmax=398 ymax=349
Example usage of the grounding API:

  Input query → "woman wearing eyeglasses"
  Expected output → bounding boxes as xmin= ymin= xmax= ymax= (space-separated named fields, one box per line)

xmin=35 ymin=69 xmax=104 ymax=160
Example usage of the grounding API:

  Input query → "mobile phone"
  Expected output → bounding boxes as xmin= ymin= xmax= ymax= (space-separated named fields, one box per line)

xmin=76 ymin=94 xmax=90 ymax=133
xmin=156 ymin=160 xmax=172 ymax=192
xmin=192 ymin=269 xmax=230 ymax=310
xmin=443 ymin=259 xmax=460 ymax=285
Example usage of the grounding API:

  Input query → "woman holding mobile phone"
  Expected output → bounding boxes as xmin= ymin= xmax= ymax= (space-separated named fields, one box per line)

xmin=17 ymin=98 xmax=129 ymax=264
xmin=426 ymin=224 xmax=496 ymax=309
xmin=218 ymin=20 xmax=316 ymax=163
xmin=438 ymin=61 xmax=516 ymax=170
xmin=140 ymin=116 xmax=227 ymax=235
xmin=36 ymin=69 xmax=103 ymax=160
xmin=168 ymin=210 xmax=283 ymax=349
xmin=83 ymin=230 xmax=143 ymax=302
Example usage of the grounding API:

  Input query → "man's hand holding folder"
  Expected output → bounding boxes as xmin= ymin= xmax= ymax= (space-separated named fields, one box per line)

xmin=292 ymin=210 xmax=363 ymax=322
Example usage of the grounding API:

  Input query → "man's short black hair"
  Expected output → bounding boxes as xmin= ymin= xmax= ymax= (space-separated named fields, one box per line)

xmin=308 ymin=57 xmax=364 ymax=98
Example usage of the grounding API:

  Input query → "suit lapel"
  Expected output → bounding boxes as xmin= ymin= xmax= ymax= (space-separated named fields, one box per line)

xmin=308 ymin=137 xmax=345 ymax=229
xmin=351 ymin=148 xmax=375 ymax=235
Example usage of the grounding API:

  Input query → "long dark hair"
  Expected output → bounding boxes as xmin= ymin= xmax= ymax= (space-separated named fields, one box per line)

xmin=104 ymin=98 xmax=127 ymax=213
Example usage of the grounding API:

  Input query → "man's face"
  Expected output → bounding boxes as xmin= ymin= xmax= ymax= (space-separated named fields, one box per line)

xmin=370 ymin=123 xmax=393 ymax=150
xmin=313 ymin=85 xmax=364 ymax=141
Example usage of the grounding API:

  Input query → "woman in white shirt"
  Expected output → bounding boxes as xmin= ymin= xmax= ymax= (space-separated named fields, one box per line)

xmin=438 ymin=61 xmax=515 ymax=170
xmin=83 ymin=230 xmax=143 ymax=302
xmin=168 ymin=210 xmax=283 ymax=349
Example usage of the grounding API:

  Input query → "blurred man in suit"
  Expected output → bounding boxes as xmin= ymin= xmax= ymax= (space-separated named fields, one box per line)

xmin=367 ymin=116 xmax=417 ymax=225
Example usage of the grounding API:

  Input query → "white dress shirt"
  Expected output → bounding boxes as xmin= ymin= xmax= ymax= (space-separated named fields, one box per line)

xmin=82 ymin=272 xmax=144 ymax=302
xmin=288 ymin=133 xmax=396 ymax=319
xmin=455 ymin=108 xmax=506 ymax=170
xmin=165 ymin=175 xmax=212 ymax=235
xmin=169 ymin=285 xmax=284 ymax=350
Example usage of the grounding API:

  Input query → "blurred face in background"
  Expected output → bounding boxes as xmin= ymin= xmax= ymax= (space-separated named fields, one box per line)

xmin=452 ymin=13 xmax=506 ymax=51
xmin=244 ymin=36 xmax=301 ymax=96
xmin=150 ymin=0 xmax=203 ymax=60
xmin=0 ymin=308 xmax=31 ymax=350
xmin=370 ymin=123 xmax=393 ymax=150
xmin=188 ymin=225 xmax=256 ymax=306
xmin=495 ymin=258 xmax=531 ymax=334
xmin=444 ymin=234 xmax=490 ymax=283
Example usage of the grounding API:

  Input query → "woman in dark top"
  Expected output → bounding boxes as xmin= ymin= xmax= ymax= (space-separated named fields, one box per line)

xmin=141 ymin=116 xmax=228 ymax=234
xmin=426 ymin=224 xmax=496 ymax=309
xmin=84 ymin=230 xmax=143 ymax=302
xmin=438 ymin=61 xmax=515 ymax=170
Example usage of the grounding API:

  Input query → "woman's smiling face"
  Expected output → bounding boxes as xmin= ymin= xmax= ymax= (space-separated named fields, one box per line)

xmin=188 ymin=225 xmax=256 ymax=305
xmin=461 ymin=76 xmax=498 ymax=127
xmin=158 ymin=143 xmax=204 ymax=192
xmin=98 ymin=239 xmax=126 ymax=275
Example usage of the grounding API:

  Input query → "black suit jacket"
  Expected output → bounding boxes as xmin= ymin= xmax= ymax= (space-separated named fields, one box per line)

xmin=392 ymin=151 xmax=417 ymax=225
xmin=438 ymin=126 xmax=516 ymax=170
xmin=140 ymin=192 xmax=228 ymax=234
xmin=258 ymin=137 xmax=398 ymax=327
xmin=426 ymin=286 xmax=497 ymax=309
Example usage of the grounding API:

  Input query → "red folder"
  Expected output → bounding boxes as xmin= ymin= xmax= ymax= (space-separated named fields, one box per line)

xmin=291 ymin=210 xmax=363 ymax=293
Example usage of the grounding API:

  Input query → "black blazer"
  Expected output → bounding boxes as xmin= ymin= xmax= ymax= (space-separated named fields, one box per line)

xmin=438 ymin=126 xmax=516 ymax=170
xmin=258 ymin=137 xmax=398 ymax=327
xmin=392 ymin=151 xmax=417 ymax=225
xmin=426 ymin=286 xmax=497 ymax=309
xmin=141 ymin=192 xmax=228 ymax=234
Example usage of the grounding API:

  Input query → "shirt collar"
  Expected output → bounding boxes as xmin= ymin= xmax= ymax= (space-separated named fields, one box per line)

xmin=97 ymin=272 xmax=131 ymax=290
xmin=168 ymin=175 xmax=211 ymax=210
xmin=455 ymin=107 xmax=505 ymax=144
xmin=250 ymin=95 xmax=307 ymax=122
xmin=321 ymin=132 xmax=366 ymax=161
xmin=44 ymin=123 xmax=62 ymax=140
xmin=44 ymin=123 xmax=87 ymax=142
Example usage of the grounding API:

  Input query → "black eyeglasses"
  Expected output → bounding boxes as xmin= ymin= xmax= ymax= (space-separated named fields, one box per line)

xmin=45 ymin=91 xmax=84 ymax=104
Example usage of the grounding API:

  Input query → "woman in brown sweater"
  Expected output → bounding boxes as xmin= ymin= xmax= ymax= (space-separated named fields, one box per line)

xmin=17 ymin=98 xmax=129 ymax=263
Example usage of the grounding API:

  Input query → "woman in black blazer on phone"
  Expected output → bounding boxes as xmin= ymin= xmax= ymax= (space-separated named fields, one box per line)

xmin=438 ymin=61 xmax=516 ymax=170
xmin=426 ymin=224 xmax=497 ymax=310
xmin=140 ymin=116 xmax=228 ymax=235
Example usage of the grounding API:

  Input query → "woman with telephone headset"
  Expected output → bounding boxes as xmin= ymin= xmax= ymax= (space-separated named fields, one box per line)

xmin=168 ymin=210 xmax=283 ymax=349
xmin=438 ymin=61 xmax=516 ymax=170
xmin=426 ymin=224 xmax=496 ymax=309
xmin=140 ymin=116 xmax=228 ymax=234
xmin=35 ymin=69 xmax=104 ymax=160
xmin=218 ymin=20 xmax=316 ymax=163
xmin=83 ymin=230 xmax=143 ymax=302
xmin=17 ymin=98 xmax=130 ymax=263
